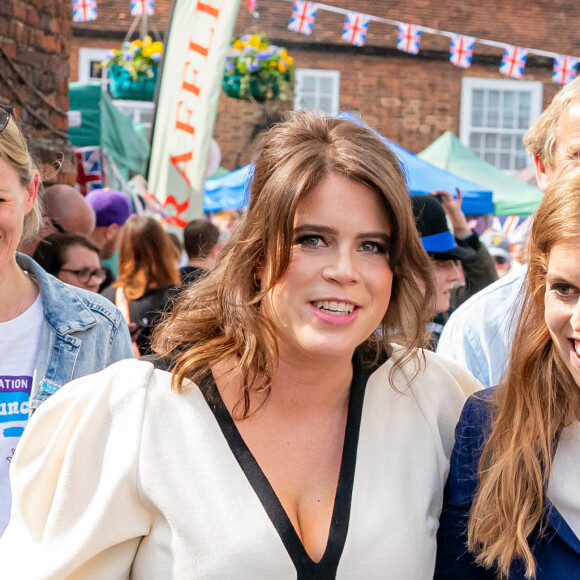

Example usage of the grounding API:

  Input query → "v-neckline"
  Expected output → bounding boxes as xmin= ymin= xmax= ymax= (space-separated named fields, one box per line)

xmin=199 ymin=352 xmax=373 ymax=579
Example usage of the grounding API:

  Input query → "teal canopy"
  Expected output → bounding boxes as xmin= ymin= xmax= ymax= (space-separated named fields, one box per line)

xmin=68 ymin=82 xmax=150 ymax=180
xmin=418 ymin=131 xmax=543 ymax=216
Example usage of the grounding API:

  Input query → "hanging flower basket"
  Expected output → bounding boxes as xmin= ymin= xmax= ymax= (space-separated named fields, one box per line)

xmin=222 ymin=33 xmax=294 ymax=102
xmin=102 ymin=36 xmax=163 ymax=102
xmin=108 ymin=64 xmax=158 ymax=101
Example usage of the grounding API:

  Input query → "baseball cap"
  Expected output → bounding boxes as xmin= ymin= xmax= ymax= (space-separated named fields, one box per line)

xmin=411 ymin=195 xmax=475 ymax=261
xmin=480 ymin=229 xmax=512 ymax=262
xmin=85 ymin=188 xmax=132 ymax=227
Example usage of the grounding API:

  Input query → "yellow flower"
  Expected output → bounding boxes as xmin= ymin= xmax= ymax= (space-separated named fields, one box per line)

xmin=249 ymin=35 xmax=261 ymax=48
xmin=151 ymin=42 xmax=164 ymax=54
xmin=143 ymin=35 xmax=153 ymax=47
xmin=280 ymin=49 xmax=288 ymax=59
xmin=233 ymin=40 xmax=243 ymax=49
xmin=141 ymin=46 xmax=153 ymax=57
xmin=131 ymin=39 xmax=143 ymax=48
xmin=278 ymin=63 xmax=287 ymax=73
xmin=285 ymin=56 xmax=293 ymax=66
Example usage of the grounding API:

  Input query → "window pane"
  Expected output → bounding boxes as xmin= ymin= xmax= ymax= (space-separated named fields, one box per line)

xmin=488 ymin=90 xmax=500 ymax=109
xmin=472 ymin=109 xmax=484 ymax=127
xmin=485 ymin=133 xmax=497 ymax=148
xmin=472 ymin=89 xmax=484 ymax=108
xmin=470 ymin=133 xmax=482 ymax=149
xmin=319 ymin=76 xmax=333 ymax=94
xmin=301 ymin=75 xmax=315 ymax=92
xmin=502 ymin=107 xmax=515 ymax=129
xmin=500 ymin=135 xmax=512 ymax=149
xmin=319 ymin=97 xmax=333 ymax=114
xmin=499 ymin=153 xmax=511 ymax=170
xmin=484 ymin=151 xmax=496 ymax=164
xmin=488 ymin=110 xmax=499 ymax=128
xmin=302 ymin=96 xmax=316 ymax=110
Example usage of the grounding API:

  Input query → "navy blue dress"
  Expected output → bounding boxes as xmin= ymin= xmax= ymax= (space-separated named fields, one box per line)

xmin=435 ymin=389 xmax=580 ymax=580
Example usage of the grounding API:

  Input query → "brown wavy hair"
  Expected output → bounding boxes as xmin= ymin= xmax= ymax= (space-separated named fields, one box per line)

xmin=153 ymin=110 xmax=435 ymax=417
xmin=468 ymin=169 xmax=580 ymax=577
xmin=115 ymin=215 xmax=179 ymax=300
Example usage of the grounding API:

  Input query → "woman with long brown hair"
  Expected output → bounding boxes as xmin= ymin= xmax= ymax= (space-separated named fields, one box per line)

xmin=102 ymin=214 xmax=180 ymax=355
xmin=0 ymin=111 xmax=480 ymax=578
xmin=436 ymin=169 xmax=580 ymax=579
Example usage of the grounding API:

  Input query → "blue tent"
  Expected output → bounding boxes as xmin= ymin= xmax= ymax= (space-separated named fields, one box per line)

xmin=338 ymin=112 xmax=493 ymax=215
xmin=203 ymin=164 xmax=252 ymax=212
xmin=204 ymin=112 xmax=494 ymax=215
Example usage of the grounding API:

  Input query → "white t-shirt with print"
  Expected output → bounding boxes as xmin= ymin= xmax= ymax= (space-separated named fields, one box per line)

xmin=0 ymin=296 xmax=43 ymax=535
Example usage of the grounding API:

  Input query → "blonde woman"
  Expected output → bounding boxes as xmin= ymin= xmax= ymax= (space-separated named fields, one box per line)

xmin=436 ymin=170 xmax=580 ymax=579
xmin=0 ymin=112 xmax=480 ymax=578
xmin=0 ymin=105 xmax=132 ymax=535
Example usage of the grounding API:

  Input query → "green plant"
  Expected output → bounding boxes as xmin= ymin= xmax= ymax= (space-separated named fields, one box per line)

xmin=102 ymin=36 xmax=163 ymax=80
xmin=223 ymin=33 xmax=294 ymax=101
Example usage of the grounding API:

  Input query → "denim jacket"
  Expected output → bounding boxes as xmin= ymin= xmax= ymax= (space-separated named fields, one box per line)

xmin=16 ymin=253 xmax=134 ymax=414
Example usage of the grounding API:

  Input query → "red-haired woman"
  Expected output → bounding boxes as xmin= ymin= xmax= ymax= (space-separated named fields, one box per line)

xmin=102 ymin=215 xmax=180 ymax=355
xmin=436 ymin=169 xmax=580 ymax=579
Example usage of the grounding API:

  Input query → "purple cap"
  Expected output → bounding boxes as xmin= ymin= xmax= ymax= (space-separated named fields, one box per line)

xmin=85 ymin=189 xmax=132 ymax=227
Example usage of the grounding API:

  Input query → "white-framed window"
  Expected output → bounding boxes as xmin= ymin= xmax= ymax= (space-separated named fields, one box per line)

xmin=460 ymin=77 xmax=543 ymax=173
xmin=78 ymin=48 xmax=110 ymax=83
xmin=112 ymin=100 xmax=155 ymax=139
xmin=294 ymin=69 xmax=340 ymax=116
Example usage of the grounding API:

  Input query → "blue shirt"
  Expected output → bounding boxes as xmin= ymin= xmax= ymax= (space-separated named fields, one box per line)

xmin=436 ymin=267 xmax=526 ymax=388
xmin=435 ymin=390 xmax=580 ymax=579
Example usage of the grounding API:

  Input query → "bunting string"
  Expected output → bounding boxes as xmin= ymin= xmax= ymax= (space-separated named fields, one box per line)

xmin=277 ymin=0 xmax=579 ymax=84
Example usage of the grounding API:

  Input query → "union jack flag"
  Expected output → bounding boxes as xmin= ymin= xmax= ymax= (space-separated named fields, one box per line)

xmin=449 ymin=34 xmax=475 ymax=69
xmin=500 ymin=46 xmax=528 ymax=79
xmin=396 ymin=23 xmax=421 ymax=55
xmin=130 ymin=0 xmax=155 ymax=16
xmin=247 ymin=0 xmax=259 ymax=17
xmin=341 ymin=12 xmax=370 ymax=47
xmin=72 ymin=0 xmax=97 ymax=22
xmin=75 ymin=147 xmax=104 ymax=196
xmin=552 ymin=54 xmax=578 ymax=86
xmin=288 ymin=1 xmax=318 ymax=36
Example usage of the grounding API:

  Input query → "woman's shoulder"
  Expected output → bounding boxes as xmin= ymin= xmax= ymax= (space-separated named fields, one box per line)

xmin=36 ymin=359 xmax=171 ymax=416
xmin=385 ymin=344 xmax=485 ymax=399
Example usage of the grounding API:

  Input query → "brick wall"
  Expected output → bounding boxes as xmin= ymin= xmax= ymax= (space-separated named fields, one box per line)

xmin=69 ymin=1 xmax=579 ymax=171
xmin=0 ymin=0 xmax=75 ymax=184
xmin=212 ymin=0 xmax=578 ymax=167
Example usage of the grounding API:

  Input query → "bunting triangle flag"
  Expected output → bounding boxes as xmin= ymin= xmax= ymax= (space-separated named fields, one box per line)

xmin=288 ymin=1 xmax=318 ymax=36
xmin=449 ymin=34 xmax=475 ymax=69
xmin=72 ymin=0 xmax=97 ymax=22
xmin=552 ymin=54 xmax=578 ymax=85
xmin=130 ymin=0 xmax=155 ymax=16
xmin=397 ymin=23 xmax=421 ymax=55
xmin=500 ymin=46 xmax=528 ymax=79
xmin=341 ymin=12 xmax=370 ymax=47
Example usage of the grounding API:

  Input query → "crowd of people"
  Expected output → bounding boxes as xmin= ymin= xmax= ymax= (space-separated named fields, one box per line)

xmin=0 ymin=73 xmax=578 ymax=578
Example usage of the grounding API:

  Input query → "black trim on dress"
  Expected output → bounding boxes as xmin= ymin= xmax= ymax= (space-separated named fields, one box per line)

xmin=199 ymin=351 xmax=374 ymax=580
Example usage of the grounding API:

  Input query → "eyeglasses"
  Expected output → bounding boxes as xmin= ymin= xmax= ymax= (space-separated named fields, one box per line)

xmin=50 ymin=218 xmax=65 ymax=233
xmin=59 ymin=267 xmax=107 ymax=284
xmin=0 ymin=105 xmax=13 ymax=134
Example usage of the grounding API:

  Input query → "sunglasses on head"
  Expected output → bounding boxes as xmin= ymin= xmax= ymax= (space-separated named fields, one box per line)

xmin=0 ymin=104 xmax=13 ymax=134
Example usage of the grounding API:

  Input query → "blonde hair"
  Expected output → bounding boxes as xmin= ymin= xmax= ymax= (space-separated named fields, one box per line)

xmin=523 ymin=76 xmax=580 ymax=170
xmin=468 ymin=169 xmax=580 ymax=577
xmin=0 ymin=114 xmax=43 ymax=242
xmin=153 ymin=111 xmax=435 ymax=417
